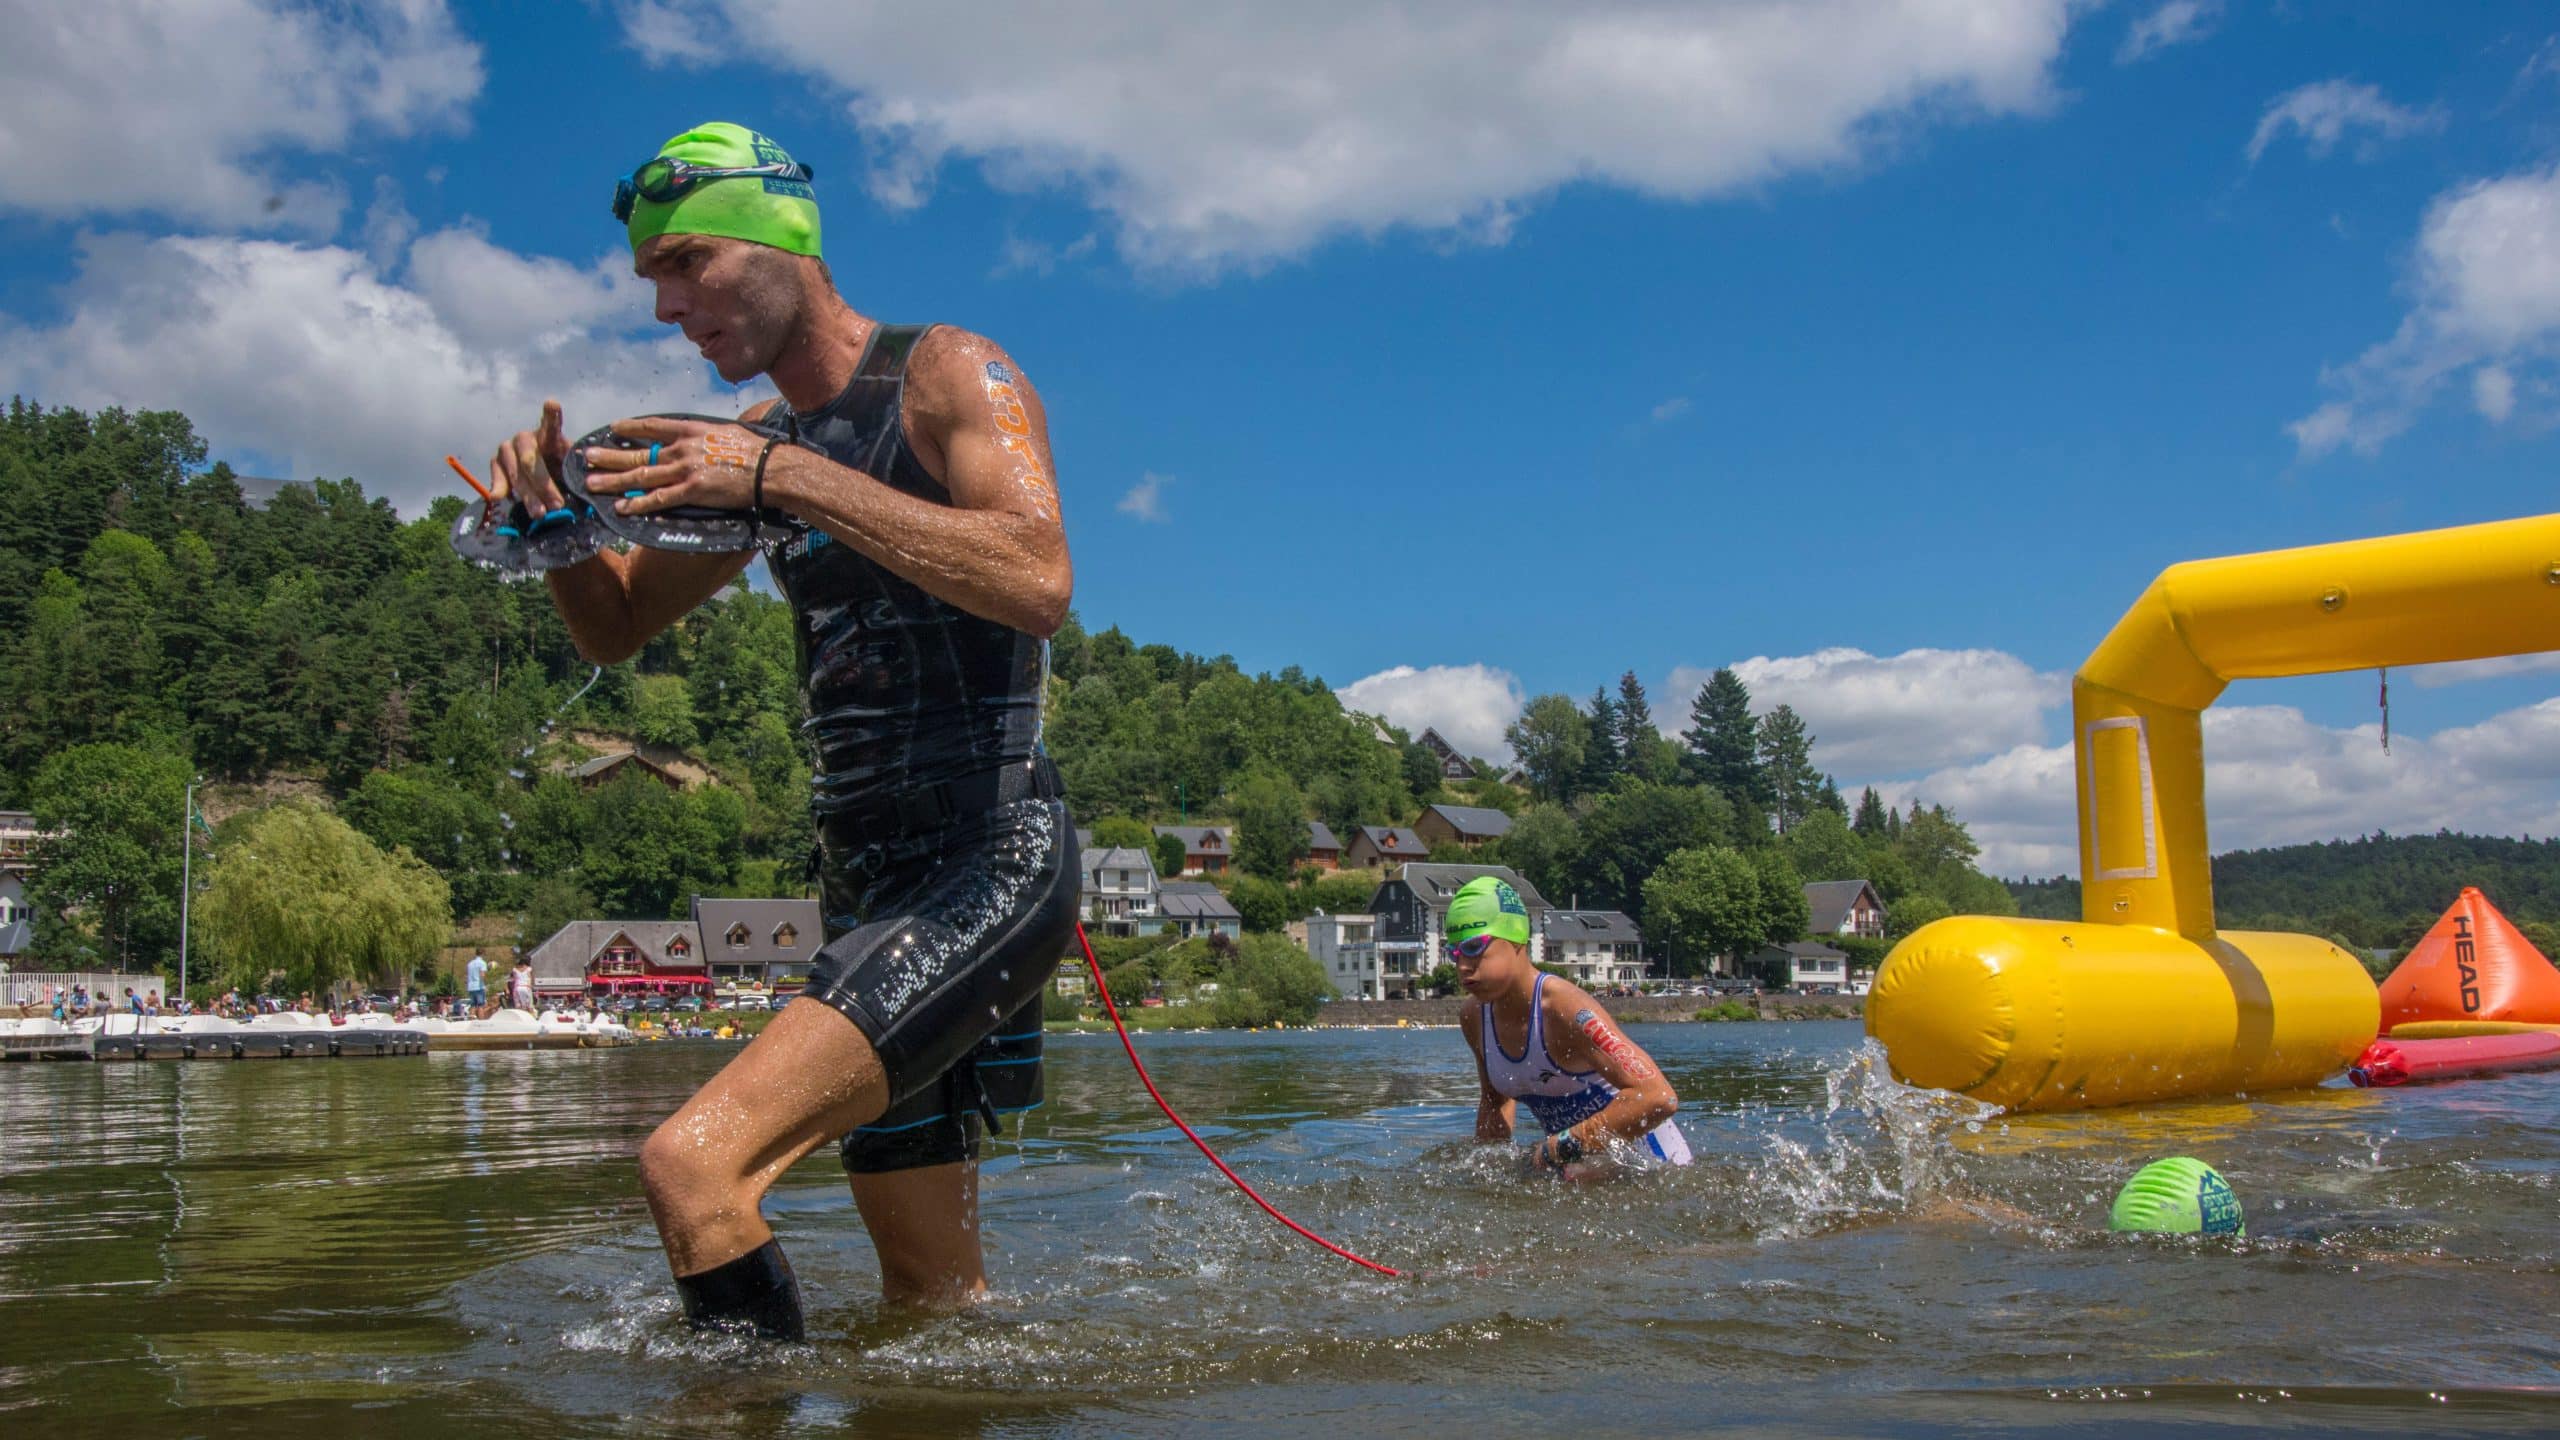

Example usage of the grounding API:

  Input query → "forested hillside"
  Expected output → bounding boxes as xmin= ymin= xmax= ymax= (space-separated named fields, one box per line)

xmin=2009 ymin=831 xmax=2560 ymax=956
xmin=6 ymin=400 xmax=2019 ymax=984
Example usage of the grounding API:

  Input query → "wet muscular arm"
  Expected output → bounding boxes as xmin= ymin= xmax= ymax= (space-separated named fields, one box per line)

xmin=1461 ymin=1008 xmax=1515 ymax=1142
xmin=759 ymin=329 xmax=1072 ymax=637
xmin=1540 ymin=984 xmax=1678 ymax=1160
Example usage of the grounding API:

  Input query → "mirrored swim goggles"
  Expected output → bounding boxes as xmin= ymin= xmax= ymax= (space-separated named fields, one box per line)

xmin=611 ymin=156 xmax=817 ymax=223
xmin=1447 ymin=932 xmax=1504 ymax=962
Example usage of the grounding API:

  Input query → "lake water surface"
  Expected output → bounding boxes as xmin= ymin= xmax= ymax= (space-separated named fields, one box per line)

xmin=4 ymin=1021 xmax=2557 ymax=1437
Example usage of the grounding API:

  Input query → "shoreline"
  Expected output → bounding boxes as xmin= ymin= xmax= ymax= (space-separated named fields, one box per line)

xmin=1045 ymin=994 xmax=1863 ymax=1034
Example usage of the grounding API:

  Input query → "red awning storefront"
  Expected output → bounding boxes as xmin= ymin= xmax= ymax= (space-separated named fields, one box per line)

xmin=586 ymin=972 xmax=713 ymax=991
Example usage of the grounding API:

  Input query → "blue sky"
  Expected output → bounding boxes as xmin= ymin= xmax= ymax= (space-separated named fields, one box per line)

xmin=6 ymin=1 xmax=2560 ymax=872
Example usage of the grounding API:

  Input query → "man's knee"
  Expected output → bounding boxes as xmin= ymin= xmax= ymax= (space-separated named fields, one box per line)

xmin=639 ymin=1116 xmax=749 ymax=1229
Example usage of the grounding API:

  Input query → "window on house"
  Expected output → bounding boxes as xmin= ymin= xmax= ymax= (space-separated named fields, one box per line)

xmin=726 ymin=922 xmax=751 ymax=948
xmin=668 ymin=936 xmax=691 ymax=958
xmin=772 ymin=922 xmax=798 ymax=949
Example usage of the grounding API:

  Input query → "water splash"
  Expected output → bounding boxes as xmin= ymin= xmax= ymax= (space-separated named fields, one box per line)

xmin=1754 ymin=1040 xmax=1995 ymax=1238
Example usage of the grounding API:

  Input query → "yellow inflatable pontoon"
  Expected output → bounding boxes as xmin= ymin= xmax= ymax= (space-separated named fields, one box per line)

xmin=1868 ymin=513 xmax=2560 ymax=1111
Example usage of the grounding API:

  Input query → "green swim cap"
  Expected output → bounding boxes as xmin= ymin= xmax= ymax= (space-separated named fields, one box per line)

xmin=1445 ymin=876 xmax=1531 ymax=948
xmin=624 ymin=121 xmax=821 ymax=260
xmin=2109 ymin=1157 xmax=2244 ymax=1237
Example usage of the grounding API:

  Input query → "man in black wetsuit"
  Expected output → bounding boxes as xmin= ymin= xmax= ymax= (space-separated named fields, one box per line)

xmin=482 ymin=122 xmax=1078 ymax=1339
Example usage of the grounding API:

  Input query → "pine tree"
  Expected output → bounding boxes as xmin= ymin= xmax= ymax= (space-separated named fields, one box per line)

xmin=1579 ymin=686 xmax=1623 ymax=794
xmin=1681 ymin=668 xmax=1765 ymax=811
xmin=1756 ymin=704 xmax=1823 ymax=834
xmin=1818 ymin=775 xmax=1847 ymax=817
xmin=1615 ymin=670 xmax=1653 ymax=754
xmin=1852 ymin=786 xmax=1890 ymax=838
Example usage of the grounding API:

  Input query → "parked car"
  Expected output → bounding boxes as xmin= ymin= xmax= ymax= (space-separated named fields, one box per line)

xmin=639 ymin=995 xmax=670 ymax=1012
xmin=730 ymin=993 xmax=772 ymax=1011
xmin=674 ymin=996 xmax=705 ymax=1013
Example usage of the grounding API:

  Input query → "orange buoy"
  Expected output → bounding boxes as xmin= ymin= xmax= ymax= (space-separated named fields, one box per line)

xmin=2377 ymin=887 xmax=2560 ymax=1030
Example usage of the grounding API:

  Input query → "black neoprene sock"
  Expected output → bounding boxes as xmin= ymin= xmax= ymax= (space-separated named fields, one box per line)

xmin=675 ymin=1239 xmax=805 ymax=1341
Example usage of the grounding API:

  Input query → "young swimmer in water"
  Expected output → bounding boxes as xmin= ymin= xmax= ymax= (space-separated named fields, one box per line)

xmin=1449 ymin=876 xmax=1692 ymax=1171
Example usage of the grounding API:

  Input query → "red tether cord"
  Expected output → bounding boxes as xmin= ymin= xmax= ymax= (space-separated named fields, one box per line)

xmin=1074 ymin=922 xmax=1403 ymax=1278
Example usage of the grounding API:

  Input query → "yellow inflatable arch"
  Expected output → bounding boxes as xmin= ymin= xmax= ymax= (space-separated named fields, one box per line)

xmin=1867 ymin=512 xmax=2560 ymax=1111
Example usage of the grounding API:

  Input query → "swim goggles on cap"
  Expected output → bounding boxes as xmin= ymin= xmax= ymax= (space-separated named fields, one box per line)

xmin=1447 ymin=932 xmax=1503 ymax=962
xmin=561 ymin=414 xmax=811 ymax=554
xmin=611 ymin=156 xmax=817 ymax=223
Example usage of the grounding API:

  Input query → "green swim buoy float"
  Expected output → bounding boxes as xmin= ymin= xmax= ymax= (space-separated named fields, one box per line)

xmin=2109 ymin=1157 xmax=2244 ymax=1236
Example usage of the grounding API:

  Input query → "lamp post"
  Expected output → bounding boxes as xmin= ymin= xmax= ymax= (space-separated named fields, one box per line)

xmin=178 ymin=777 xmax=200 ymax=1003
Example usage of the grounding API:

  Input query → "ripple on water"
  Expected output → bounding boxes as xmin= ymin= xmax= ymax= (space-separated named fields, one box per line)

xmin=8 ymin=1024 xmax=2560 ymax=1435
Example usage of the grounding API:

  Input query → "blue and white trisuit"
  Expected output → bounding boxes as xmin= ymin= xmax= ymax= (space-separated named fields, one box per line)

xmin=1478 ymin=975 xmax=1691 ymax=1166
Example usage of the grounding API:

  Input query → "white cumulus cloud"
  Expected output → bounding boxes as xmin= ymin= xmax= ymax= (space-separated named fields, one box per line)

xmin=2245 ymin=79 xmax=2444 ymax=166
xmin=1891 ymin=701 xmax=2560 ymax=877
xmin=1662 ymin=647 xmax=2064 ymax=778
xmin=2116 ymin=0 xmax=2222 ymax=65
xmin=1338 ymin=663 xmax=1527 ymax=764
xmin=1117 ymin=472 xmax=1174 ymax=523
xmin=618 ymin=0 xmax=2076 ymax=273
xmin=0 ymin=230 xmax=753 ymax=512
xmin=0 ymin=0 xmax=482 ymax=231
xmin=2291 ymin=163 xmax=2560 ymax=457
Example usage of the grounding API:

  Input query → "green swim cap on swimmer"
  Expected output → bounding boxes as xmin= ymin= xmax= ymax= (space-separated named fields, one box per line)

xmin=2109 ymin=1157 xmax=2244 ymax=1237
xmin=621 ymin=121 xmax=821 ymax=259
xmin=1445 ymin=876 xmax=1531 ymax=948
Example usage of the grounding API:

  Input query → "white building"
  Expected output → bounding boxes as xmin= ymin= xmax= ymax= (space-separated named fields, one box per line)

xmin=1542 ymin=909 xmax=1645 ymax=989
xmin=1080 ymin=845 xmax=1162 ymax=937
xmin=1300 ymin=911 xmax=1380 ymax=998
xmin=1755 ymin=940 xmax=1851 ymax=990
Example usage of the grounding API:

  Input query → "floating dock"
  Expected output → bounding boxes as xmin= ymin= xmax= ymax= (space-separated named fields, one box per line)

xmin=0 ymin=1010 xmax=636 ymax=1061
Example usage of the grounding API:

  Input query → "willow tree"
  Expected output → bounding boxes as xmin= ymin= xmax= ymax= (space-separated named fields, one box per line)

xmin=195 ymin=801 xmax=450 ymax=995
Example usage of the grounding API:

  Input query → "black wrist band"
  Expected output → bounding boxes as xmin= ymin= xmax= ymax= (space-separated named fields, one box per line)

xmin=1551 ymin=1130 xmax=1585 ymax=1166
xmin=750 ymin=436 xmax=779 ymax=516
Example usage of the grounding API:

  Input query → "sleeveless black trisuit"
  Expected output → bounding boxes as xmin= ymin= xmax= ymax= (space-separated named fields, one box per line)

xmin=764 ymin=322 xmax=1079 ymax=1173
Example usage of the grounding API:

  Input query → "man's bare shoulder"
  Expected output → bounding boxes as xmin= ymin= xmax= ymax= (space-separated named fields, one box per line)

xmin=906 ymin=326 xmax=1031 ymax=421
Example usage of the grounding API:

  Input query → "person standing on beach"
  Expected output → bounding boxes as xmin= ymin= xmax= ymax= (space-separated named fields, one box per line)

xmin=479 ymin=122 xmax=1076 ymax=1340
xmin=1450 ymin=877 xmax=1691 ymax=1171
xmin=464 ymin=952 xmax=489 ymax=1013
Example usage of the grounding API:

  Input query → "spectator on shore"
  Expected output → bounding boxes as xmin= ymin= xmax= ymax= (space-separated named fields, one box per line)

xmin=465 ymin=951 xmax=490 ymax=1013
xmin=125 ymin=988 xmax=142 ymax=1020
xmin=507 ymin=957 xmax=536 ymax=1012
xmin=144 ymin=990 xmax=162 ymax=1016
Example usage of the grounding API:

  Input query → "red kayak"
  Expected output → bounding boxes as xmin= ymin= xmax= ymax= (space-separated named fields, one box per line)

xmin=2350 ymin=1031 xmax=2560 ymax=1087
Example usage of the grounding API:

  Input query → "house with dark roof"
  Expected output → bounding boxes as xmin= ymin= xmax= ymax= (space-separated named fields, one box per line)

xmin=1358 ymin=862 xmax=1551 ymax=995
xmin=1151 ymin=824 xmax=1234 ymax=875
xmin=1304 ymin=821 xmax=1342 ymax=871
xmin=1415 ymin=728 xmax=1478 ymax=781
xmin=1542 ymin=909 xmax=1645 ymax=988
xmin=1343 ymin=825 xmax=1429 ymax=869
xmin=526 ymin=918 xmax=708 ymax=1000
xmin=1080 ymin=845 xmax=1162 ymax=937
xmin=690 ymin=897 xmax=824 ymax=991
xmin=1753 ymin=939 xmax=1851 ymax=990
xmin=1156 ymin=881 xmax=1242 ymax=940
xmin=1415 ymin=803 xmax=1513 ymax=848
xmin=571 ymin=750 xmax=686 ymax=791
xmin=1803 ymin=880 xmax=1887 ymax=940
